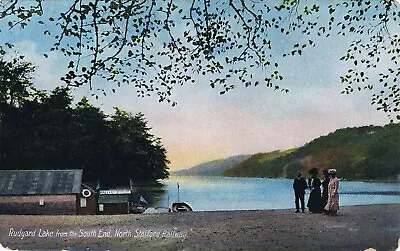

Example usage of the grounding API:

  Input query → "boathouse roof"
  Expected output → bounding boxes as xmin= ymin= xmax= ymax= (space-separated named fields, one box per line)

xmin=0 ymin=169 xmax=83 ymax=195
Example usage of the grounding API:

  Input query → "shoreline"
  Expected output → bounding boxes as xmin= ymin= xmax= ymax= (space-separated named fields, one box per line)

xmin=0 ymin=204 xmax=399 ymax=250
xmin=171 ymin=174 xmax=399 ymax=182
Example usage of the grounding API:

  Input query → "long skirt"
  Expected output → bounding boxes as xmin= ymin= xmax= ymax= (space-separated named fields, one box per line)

xmin=324 ymin=193 xmax=339 ymax=212
xmin=307 ymin=189 xmax=323 ymax=213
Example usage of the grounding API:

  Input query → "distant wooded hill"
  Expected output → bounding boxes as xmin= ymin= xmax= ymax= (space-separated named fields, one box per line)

xmin=173 ymin=124 xmax=399 ymax=181
xmin=224 ymin=124 xmax=399 ymax=181
xmin=172 ymin=155 xmax=251 ymax=176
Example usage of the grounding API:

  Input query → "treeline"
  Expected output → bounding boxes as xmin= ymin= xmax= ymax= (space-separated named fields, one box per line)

xmin=223 ymin=124 xmax=400 ymax=181
xmin=0 ymin=58 xmax=169 ymax=186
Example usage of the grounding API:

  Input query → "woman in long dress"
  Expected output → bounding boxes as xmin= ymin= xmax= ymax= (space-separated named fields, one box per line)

xmin=307 ymin=168 xmax=323 ymax=213
xmin=324 ymin=169 xmax=339 ymax=215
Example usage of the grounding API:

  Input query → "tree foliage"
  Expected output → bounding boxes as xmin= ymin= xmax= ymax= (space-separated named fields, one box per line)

xmin=0 ymin=57 xmax=35 ymax=106
xmin=0 ymin=0 xmax=399 ymax=120
xmin=0 ymin=58 xmax=170 ymax=185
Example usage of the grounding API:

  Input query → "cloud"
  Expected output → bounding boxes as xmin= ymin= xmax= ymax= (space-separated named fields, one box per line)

xmin=10 ymin=40 xmax=64 ymax=91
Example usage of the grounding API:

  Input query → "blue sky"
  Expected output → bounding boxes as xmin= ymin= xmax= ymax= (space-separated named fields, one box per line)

xmin=1 ymin=1 xmax=396 ymax=170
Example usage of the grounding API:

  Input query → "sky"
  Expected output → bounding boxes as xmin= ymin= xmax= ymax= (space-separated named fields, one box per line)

xmin=1 ymin=1 xmax=397 ymax=171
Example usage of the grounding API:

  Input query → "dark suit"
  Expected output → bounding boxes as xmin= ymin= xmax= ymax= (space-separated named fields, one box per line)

xmin=293 ymin=177 xmax=308 ymax=212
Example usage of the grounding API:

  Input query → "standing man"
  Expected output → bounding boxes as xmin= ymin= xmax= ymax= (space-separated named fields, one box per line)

xmin=293 ymin=172 xmax=308 ymax=213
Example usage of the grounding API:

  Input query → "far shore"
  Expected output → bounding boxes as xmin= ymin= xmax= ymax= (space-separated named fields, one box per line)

xmin=170 ymin=174 xmax=399 ymax=182
xmin=0 ymin=204 xmax=399 ymax=250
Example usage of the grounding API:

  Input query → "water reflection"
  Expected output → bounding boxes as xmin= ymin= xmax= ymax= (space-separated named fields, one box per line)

xmin=128 ymin=176 xmax=399 ymax=211
xmin=156 ymin=176 xmax=400 ymax=211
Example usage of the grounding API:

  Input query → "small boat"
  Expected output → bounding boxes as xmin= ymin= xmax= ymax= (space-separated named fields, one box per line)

xmin=171 ymin=183 xmax=193 ymax=212
xmin=130 ymin=205 xmax=147 ymax=214
xmin=171 ymin=202 xmax=192 ymax=212
xmin=129 ymin=195 xmax=149 ymax=214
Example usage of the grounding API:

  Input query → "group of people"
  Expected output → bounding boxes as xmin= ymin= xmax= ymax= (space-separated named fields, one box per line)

xmin=292 ymin=168 xmax=339 ymax=215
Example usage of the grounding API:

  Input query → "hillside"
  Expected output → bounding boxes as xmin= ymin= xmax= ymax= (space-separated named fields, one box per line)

xmin=172 ymin=155 xmax=251 ymax=176
xmin=223 ymin=124 xmax=400 ymax=181
xmin=222 ymin=149 xmax=297 ymax=177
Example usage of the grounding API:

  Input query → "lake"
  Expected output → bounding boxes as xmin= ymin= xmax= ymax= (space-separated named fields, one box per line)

xmin=149 ymin=176 xmax=400 ymax=211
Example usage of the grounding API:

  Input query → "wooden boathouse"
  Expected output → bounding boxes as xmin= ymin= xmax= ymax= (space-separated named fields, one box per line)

xmin=0 ymin=169 xmax=96 ymax=215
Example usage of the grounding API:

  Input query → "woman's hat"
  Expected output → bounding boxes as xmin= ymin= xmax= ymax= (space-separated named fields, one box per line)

xmin=328 ymin=169 xmax=337 ymax=174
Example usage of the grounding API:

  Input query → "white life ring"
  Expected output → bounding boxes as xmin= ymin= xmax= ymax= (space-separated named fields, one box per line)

xmin=82 ymin=189 xmax=92 ymax=198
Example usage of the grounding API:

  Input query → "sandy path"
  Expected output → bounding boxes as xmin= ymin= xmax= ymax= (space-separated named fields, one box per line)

xmin=0 ymin=204 xmax=399 ymax=251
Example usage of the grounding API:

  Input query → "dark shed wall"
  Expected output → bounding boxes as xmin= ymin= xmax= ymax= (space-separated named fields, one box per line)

xmin=76 ymin=194 xmax=96 ymax=215
xmin=0 ymin=195 xmax=76 ymax=215
xmin=98 ymin=203 xmax=129 ymax=215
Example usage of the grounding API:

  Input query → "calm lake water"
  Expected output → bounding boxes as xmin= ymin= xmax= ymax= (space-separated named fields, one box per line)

xmin=150 ymin=176 xmax=400 ymax=211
